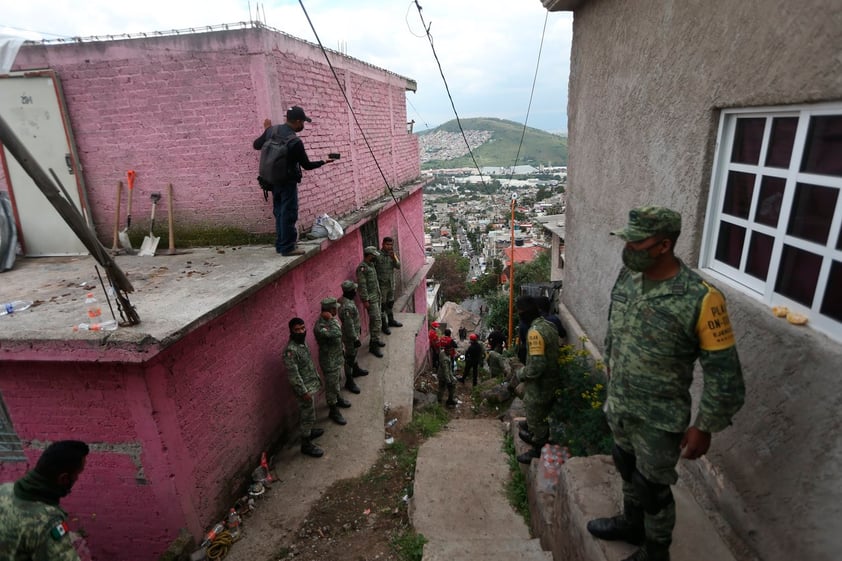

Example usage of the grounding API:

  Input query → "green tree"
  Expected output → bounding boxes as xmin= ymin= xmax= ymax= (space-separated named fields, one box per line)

xmin=429 ymin=252 xmax=470 ymax=303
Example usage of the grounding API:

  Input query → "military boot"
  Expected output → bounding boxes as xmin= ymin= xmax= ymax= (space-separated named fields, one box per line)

xmin=516 ymin=441 xmax=545 ymax=464
xmin=622 ymin=541 xmax=670 ymax=561
xmin=369 ymin=344 xmax=384 ymax=358
xmin=382 ymin=324 xmax=392 ymax=335
xmin=518 ymin=419 xmax=529 ymax=432
xmin=301 ymin=438 xmax=324 ymax=458
xmin=445 ymin=383 xmax=457 ymax=407
xmin=375 ymin=340 xmax=386 ymax=347
xmin=352 ymin=363 xmax=369 ymax=377
xmin=518 ymin=428 xmax=537 ymax=446
xmin=309 ymin=428 xmax=325 ymax=439
xmin=387 ymin=307 xmax=403 ymax=327
xmin=336 ymin=396 xmax=352 ymax=408
xmin=587 ymin=502 xmax=645 ymax=545
xmin=344 ymin=378 xmax=361 ymax=394
xmin=329 ymin=406 xmax=347 ymax=425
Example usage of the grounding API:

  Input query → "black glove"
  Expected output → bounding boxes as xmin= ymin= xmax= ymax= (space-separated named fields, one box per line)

xmin=354 ymin=339 xmax=361 ymax=348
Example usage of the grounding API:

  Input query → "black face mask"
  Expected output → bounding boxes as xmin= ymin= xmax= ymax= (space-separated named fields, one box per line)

xmin=343 ymin=290 xmax=357 ymax=300
xmin=518 ymin=309 xmax=539 ymax=325
xmin=291 ymin=331 xmax=306 ymax=344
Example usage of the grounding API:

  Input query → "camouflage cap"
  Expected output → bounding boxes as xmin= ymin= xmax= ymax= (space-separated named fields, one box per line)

xmin=611 ymin=206 xmax=681 ymax=242
xmin=341 ymin=280 xmax=357 ymax=291
xmin=363 ymin=246 xmax=380 ymax=257
xmin=321 ymin=297 xmax=338 ymax=310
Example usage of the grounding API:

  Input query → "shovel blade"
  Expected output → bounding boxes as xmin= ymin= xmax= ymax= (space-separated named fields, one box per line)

xmin=138 ymin=234 xmax=160 ymax=256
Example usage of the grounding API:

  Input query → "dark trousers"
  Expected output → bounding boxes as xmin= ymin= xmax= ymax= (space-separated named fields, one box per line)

xmin=272 ymin=183 xmax=298 ymax=254
xmin=464 ymin=361 xmax=480 ymax=385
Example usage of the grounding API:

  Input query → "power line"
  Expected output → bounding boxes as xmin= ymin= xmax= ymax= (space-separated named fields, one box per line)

xmin=406 ymin=97 xmax=429 ymax=130
xmin=297 ymin=0 xmax=427 ymax=257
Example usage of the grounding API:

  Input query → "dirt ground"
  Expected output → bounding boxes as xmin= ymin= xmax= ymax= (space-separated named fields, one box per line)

xmin=267 ymin=365 xmax=507 ymax=561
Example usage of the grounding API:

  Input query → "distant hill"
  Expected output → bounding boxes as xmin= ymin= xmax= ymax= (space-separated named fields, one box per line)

xmin=417 ymin=118 xmax=568 ymax=170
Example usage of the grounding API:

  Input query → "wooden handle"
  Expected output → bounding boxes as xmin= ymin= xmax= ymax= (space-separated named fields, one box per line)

xmin=112 ymin=181 xmax=122 ymax=250
xmin=167 ymin=183 xmax=175 ymax=254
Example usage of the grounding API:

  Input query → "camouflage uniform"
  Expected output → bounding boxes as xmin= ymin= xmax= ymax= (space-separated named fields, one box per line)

xmin=0 ymin=482 xmax=80 ymax=561
xmin=284 ymin=337 xmax=322 ymax=438
xmin=518 ymin=316 xmax=561 ymax=444
xmin=338 ymin=289 xmax=361 ymax=378
xmin=314 ymin=307 xmax=343 ymax=407
xmin=356 ymin=248 xmax=382 ymax=346
xmin=487 ymin=350 xmax=509 ymax=378
xmin=604 ymin=260 xmax=744 ymax=546
xmin=436 ymin=348 xmax=457 ymax=404
xmin=375 ymin=246 xmax=401 ymax=326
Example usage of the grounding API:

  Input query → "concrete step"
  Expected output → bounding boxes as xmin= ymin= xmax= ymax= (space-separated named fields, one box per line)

xmin=423 ymin=538 xmax=553 ymax=560
xmin=510 ymin=419 xmax=738 ymax=561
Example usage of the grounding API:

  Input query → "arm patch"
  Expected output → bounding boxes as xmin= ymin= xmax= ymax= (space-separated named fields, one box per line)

xmin=696 ymin=286 xmax=736 ymax=351
xmin=527 ymin=329 xmax=545 ymax=356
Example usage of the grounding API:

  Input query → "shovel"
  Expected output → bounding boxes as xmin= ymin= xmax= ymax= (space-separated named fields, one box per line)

xmin=138 ymin=192 xmax=161 ymax=256
xmin=118 ymin=170 xmax=136 ymax=253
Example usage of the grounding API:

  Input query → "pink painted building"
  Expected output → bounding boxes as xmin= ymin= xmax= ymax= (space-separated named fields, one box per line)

xmin=0 ymin=24 xmax=430 ymax=560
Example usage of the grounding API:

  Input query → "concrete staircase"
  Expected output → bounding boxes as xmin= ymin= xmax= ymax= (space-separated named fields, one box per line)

xmin=410 ymin=418 xmax=553 ymax=560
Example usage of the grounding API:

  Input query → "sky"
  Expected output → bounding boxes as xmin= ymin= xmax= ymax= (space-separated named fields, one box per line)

xmin=1 ymin=0 xmax=573 ymax=133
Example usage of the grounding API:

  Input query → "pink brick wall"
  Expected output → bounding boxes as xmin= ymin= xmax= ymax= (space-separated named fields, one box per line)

xmin=0 ymin=188 xmax=427 ymax=560
xmin=9 ymin=27 xmax=419 ymax=243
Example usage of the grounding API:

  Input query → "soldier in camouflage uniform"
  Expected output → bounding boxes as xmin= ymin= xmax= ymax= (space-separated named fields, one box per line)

xmin=587 ymin=207 xmax=745 ymax=561
xmin=0 ymin=440 xmax=89 ymax=561
xmin=514 ymin=295 xmax=562 ymax=464
xmin=375 ymin=236 xmax=403 ymax=333
xmin=436 ymin=346 xmax=457 ymax=407
xmin=314 ymin=298 xmax=352 ymax=426
xmin=486 ymin=347 xmax=509 ymax=379
xmin=284 ymin=317 xmax=326 ymax=457
xmin=338 ymin=280 xmax=367 ymax=391
xmin=357 ymin=246 xmax=386 ymax=357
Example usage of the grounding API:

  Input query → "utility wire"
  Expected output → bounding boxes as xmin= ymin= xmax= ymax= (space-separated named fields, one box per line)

xmin=507 ymin=10 xmax=549 ymax=186
xmin=297 ymin=0 xmax=427 ymax=257
xmin=406 ymin=97 xmax=429 ymax=130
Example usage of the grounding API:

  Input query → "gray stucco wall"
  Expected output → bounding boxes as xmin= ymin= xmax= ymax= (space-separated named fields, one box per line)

xmin=559 ymin=1 xmax=842 ymax=560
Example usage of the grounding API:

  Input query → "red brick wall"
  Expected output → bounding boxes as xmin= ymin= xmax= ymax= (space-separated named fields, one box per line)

xmin=9 ymin=27 xmax=419 ymax=242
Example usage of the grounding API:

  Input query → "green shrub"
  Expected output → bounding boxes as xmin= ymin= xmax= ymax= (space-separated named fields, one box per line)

xmin=502 ymin=434 xmax=530 ymax=526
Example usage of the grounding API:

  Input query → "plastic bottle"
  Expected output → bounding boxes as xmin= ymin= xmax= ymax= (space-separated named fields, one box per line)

xmin=0 ymin=300 xmax=33 ymax=316
xmin=85 ymin=293 xmax=102 ymax=320
xmin=73 ymin=320 xmax=118 ymax=332
xmin=200 ymin=522 xmax=226 ymax=548
xmin=226 ymin=508 xmax=242 ymax=539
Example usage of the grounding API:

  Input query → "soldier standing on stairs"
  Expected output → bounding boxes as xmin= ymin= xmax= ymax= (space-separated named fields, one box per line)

xmin=314 ymin=298 xmax=352 ymax=427
xmin=587 ymin=207 xmax=745 ymax=561
xmin=357 ymin=246 xmax=386 ymax=358
xmin=338 ymin=280 xmax=368 ymax=391
xmin=284 ymin=317 xmax=326 ymax=458
xmin=375 ymin=236 xmax=403 ymax=333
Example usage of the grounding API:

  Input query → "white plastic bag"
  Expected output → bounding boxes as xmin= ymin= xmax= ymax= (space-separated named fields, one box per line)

xmin=315 ymin=213 xmax=344 ymax=241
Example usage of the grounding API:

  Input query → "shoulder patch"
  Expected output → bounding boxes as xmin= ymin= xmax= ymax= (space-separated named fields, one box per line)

xmin=697 ymin=286 xmax=736 ymax=351
xmin=527 ymin=329 xmax=545 ymax=356
xmin=49 ymin=519 xmax=69 ymax=541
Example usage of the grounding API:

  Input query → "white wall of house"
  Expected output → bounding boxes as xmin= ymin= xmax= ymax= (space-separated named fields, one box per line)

xmin=552 ymin=1 xmax=842 ymax=560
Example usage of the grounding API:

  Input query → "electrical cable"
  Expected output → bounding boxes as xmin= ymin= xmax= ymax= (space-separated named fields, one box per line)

xmin=406 ymin=97 xmax=429 ymax=130
xmin=298 ymin=0 xmax=428 ymax=257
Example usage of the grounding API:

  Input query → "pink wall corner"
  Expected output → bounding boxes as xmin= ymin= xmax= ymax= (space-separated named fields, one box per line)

xmin=9 ymin=28 xmax=420 ymax=246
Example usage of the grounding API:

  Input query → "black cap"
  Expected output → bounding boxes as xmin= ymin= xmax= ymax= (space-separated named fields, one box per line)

xmin=286 ymin=106 xmax=312 ymax=122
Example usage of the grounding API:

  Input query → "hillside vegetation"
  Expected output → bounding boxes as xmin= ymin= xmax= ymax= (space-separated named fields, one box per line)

xmin=417 ymin=117 xmax=567 ymax=169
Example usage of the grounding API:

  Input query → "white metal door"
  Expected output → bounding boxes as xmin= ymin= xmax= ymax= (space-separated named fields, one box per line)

xmin=0 ymin=71 xmax=88 ymax=256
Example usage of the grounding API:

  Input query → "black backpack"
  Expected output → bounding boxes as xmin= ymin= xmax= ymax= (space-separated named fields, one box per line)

xmin=258 ymin=126 xmax=297 ymax=199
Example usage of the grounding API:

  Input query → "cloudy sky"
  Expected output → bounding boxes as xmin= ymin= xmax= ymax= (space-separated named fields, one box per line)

xmin=2 ymin=0 xmax=573 ymax=132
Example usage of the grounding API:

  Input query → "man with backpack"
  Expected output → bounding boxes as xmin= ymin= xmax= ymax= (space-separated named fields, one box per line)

xmin=254 ymin=106 xmax=335 ymax=256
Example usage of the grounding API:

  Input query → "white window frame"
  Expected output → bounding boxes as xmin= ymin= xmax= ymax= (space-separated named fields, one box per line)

xmin=700 ymin=102 xmax=842 ymax=342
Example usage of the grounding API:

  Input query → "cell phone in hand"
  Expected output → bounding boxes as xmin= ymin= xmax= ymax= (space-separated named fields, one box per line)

xmin=328 ymin=153 xmax=341 ymax=160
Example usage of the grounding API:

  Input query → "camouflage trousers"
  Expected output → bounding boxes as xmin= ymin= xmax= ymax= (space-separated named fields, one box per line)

xmin=523 ymin=384 xmax=554 ymax=444
xmin=436 ymin=377 xmax=455 ymax=403
xmin=367 ymin=301 xmax=383 ymax=343
xmin=323 ymin=367 xmax=342 ymax=406
xmin=296 ymin=394 xmax=317 ymax=438
xmin=343 ymin=342 xmax=358 ymax=378
xmin=606 ymin=408 xmax=682 ymax=545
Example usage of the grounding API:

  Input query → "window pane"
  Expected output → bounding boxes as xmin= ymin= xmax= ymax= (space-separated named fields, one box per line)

xmin=801 ymin=115 xmax=842 ymax=177
xmin=715 ymin=222 xmax=746 ymax=268
xmin=775 ymin=245 xmax=822 ymax=306
xmin=820 ymin=261 xmax=842 ymax=322
xmin=756 ymin=176 xmax=786 ymax=227
xmin=731 ymin=117 xmax=765 ymax=165
xmin=745 ymin=231 xmax=775 ymax=280
xmin=722 ymin=171 xmax=755 ymax=218
xmin=786 ymin=183 xmax=839 ymax=244
xmin=765 ymin=117 xmax=798 ymax=168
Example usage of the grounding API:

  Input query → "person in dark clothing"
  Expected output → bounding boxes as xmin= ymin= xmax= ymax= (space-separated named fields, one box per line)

xmin=463 ymin=333 xmax=484 ymax=386
xmin=487 ymin=328 xmax=506 ymax=353
xmin=253 ymin=106 xmax=335 ymax=256
xmin=517 ymin=317 xmax=529 ymax=365
xmin=536 ymin=296 xmax=567 ymax=340
xmin=458 ymin=326 xmax=467 ymax=341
